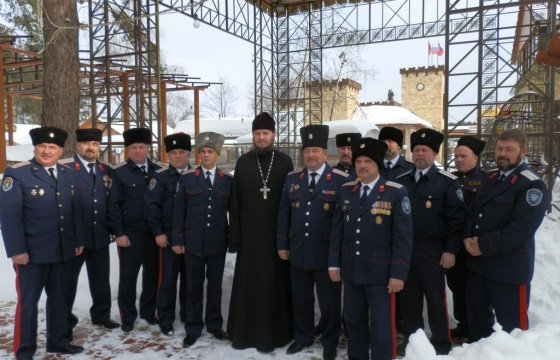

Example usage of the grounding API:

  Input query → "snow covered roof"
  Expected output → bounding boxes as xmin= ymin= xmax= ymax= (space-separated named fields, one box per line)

xmin=352 ymin=105 xmax=433 ymax=128
xmin=235 ymin=119 xmax=379 ymax=144
xmin=174 ymin=117 xmax=252 ymax=139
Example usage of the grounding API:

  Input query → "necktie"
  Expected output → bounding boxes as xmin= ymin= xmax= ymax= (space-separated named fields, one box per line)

xmin=360 ymin=185 xmax=370 ymax=207
xmin=88 ymin=163 xmax=96 ymax=182
xmin=140 ymin=165 xmax=148 ymax=183
xmin=415 ymin=171 xmax=423 ymax=183
xmin=205 ymin=171 xmax=213 ymax=189
xmin=386 ymin=161 xmax=392 ymax=170
xmin=48 ymin=167 xmax=57 ymax=184
xmin=309 ymin=172 xmax=317 ymax=192
xmin=498 ymin=173 xmax=506 ymax=182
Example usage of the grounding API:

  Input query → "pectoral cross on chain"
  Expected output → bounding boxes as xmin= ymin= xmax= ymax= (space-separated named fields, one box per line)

xmin=260 ymin=185 xmax=270 ymax=200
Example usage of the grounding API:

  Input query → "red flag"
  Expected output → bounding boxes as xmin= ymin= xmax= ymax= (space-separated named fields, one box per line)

xmin=438 ymin=42 xmax=444 ymax=56
xmin=428 ymin=42 xmax=432 ymax=56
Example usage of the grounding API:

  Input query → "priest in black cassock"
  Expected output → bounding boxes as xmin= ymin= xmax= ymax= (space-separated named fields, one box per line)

xmin=227 ymin=112 xmax=295 ymax=352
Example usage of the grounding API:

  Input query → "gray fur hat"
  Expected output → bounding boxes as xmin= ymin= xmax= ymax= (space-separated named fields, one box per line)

xmin=196 ymin=132 xmax=225 ymax=155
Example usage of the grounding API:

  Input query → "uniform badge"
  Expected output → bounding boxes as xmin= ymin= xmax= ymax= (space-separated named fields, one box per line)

xmin=425 ymin=199 xmax=432 ymax=209
xmin=402 ymin=197 xmax=411 ymax=214
xmin=308 ymin=134 xmax=313 ymax=139
xmin=346 ymin=215 xmax=350 ymax=222
xmin=176 ymin=182 xmax=181 ymax=193
xmin=376 ymin=216 xmax=382 ymax=225
xmin=456 ymin=189 xmax=464 ymax=202
xmin=294 ymin=184 xmax=299 ymax=191
xmin=39 ymin=189 xmax=45 ymax=196
xmin=295 ymin=201 xmax=300 ymax=208
xmin=31 ymin=189 xmax=37 ymax=196
xmin=2 ymin=177 xmax=13 ymax=192
xmin=149 ymin=178 xmax=157 ymax=191
xmin=324 ymin=203 xmax=330 ymax=211
xmin=360 ymin=143 xmax=365 ymax=148
xmin=526 ymin=189 xmax=543 ymax=206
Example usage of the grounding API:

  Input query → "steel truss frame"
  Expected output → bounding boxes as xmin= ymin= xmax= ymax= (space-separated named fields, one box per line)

xmin=83 ymin=0 xmax=558 ymax=204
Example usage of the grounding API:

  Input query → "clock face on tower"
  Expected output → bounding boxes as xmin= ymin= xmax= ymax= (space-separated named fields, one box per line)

xmin=416 ymin=82 xmax=425 ymax=91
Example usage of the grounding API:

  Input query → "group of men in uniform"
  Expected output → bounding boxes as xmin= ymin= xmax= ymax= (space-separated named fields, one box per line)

xmin=0 ymin=115 xmax=548 ymax=360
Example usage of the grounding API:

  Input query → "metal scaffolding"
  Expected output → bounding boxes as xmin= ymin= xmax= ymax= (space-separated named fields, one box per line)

xmin=2 ymin=0 xmax=558 ymax=206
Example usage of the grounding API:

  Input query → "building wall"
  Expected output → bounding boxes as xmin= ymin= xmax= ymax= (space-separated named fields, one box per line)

xmin=304 ymin=78 xmax=362 ymax=122
xmin=400 ymin=66 xmax=445 ymax=132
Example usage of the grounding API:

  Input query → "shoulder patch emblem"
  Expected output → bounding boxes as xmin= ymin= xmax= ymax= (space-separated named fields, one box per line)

xmin=456 ymin=189 xmax=464 ymax=202
xmin=148 ymin=178 xmax=157 ymax=190
xmin=521 ymin=170 xmax=540 ymax=181
xmin=385 ymin=181 xmax=403 ymax=189
xmin=11 ymin=161 xmax=30 ymax=169
xmin=58 ymin=157 xmax=73 ymax=164
xmin=526 ymin=188 xmax=543 ymax=206
xmin=439 ymin=169 xmax=458 ymax=180
xmin=396 ymin=170 xmax=413 ymax=179
xmin=156 ymin=166 xmax=169 ymax=174
xmin=2 ymin=177 xmax=14 ymax=192
xmin=332 ymin=168 xmax=349 ymax=177
xmin=402 ymin=196 xmax=411 ymax=214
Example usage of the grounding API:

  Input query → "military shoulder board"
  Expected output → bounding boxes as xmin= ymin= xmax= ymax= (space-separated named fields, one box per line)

xmin=58 ymin=157 xmax=74 ymax=164
xmin=521 ymin=170 xmax=540 ymax=181
xmin=439 ymin=169 xmax=458 ymax=180
xmin=11 ymin=161 xmax=30 ymax=169
xmin=332 ymin=168 xmax=349 ymax=177
xmin=395 ymin=170 xmax=413 ymax=180
xmin=385 ymin=181 xmax=403 ymax=189
xmin=343 ymin=180 xmax=358 ymax=187
xmin=59 ymin=163 xmax=73 ymax=170
xmin=113 ymin=161 xmax=127 ymax=169
xmin=183 ymin=169 xmax=197 ymax=175
xmin=156 ymin=166 xmax=169 ymax=174
xmin=288 ymin=169 xmax=302 ymax=175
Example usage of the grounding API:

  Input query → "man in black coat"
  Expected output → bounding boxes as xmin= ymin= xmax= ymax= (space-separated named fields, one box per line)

xmin=144 ymin=133 xmax=192 ymax=336
xmin=394 ymin=128 xmax=466 ymax=355
xmin=64 ymin=128 xmax=119 ymax=339
xmin=378 ymin=126 xmax=414 ymax=181
xmin=464 ymin=129 xmax=547 ymax=342
xmin=1 ymin=127 xmax=85 ymax=359
xmin=227 ymin=112 xmax=295 ymax=352
xmin=108 ymin=128 xmax=161 ymax=332
xmin=447 ymin=136 xmax=486 ymax=340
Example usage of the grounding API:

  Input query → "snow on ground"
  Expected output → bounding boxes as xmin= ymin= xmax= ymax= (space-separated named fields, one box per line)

xmin=0 ymin=182 xmax=559 ymax=359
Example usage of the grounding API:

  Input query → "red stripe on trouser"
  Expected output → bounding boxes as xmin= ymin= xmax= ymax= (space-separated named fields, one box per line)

xmin=390 ymin=292 xmax=397 ymax=360
xmin=518 ymin=284 xmax=528 ymax=330
xmin=13 ymin=264 xmax=21 ymax=356
xmin=157 ymin=248 xmax=163 ymax=291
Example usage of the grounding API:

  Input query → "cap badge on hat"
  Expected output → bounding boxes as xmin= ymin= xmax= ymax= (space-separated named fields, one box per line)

xmin=421 ymin=133 xmax=426 ymax=138
xmin=309 ymin=134 xmax=313 ymax=139
xmin=360 ymin=143 xmax=365 ymax=148
xmin=49 ymin=133 xmax=54 ymax=138
xmin=173 ymin=140 xmax=177 ymax=145
xmin=347 ymin=137 xmax=351 ymax=142
xmin=205 ymin=136 xmax=209 ymax=140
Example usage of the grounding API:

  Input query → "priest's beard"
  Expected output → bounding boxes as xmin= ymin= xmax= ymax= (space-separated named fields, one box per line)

xmin=254 ymin=140 xmax=274 ymax=155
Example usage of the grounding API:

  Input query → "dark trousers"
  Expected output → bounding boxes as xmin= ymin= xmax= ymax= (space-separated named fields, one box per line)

xmin=66 ymin=246 xmax=113 ymax=331
xmin=184 ymin=253 xmax=226 ymax=335
xmin=13 ymin=261 xmax=72 ymax=359
xmin=157 ymin=246 xmax=187 ymax=327
xmin=400 ymin=252 xmax=451 ymax=355
xmin=344 ymin=280 xmax=396 ymax=360
xmin=117 ymin=232 xmax=159 ymax=323
xmin=446 ymin=247 xmax=469 ymax=332
xmin=290 ymin=266 xmax=341 ymax=351
xmin=466 ymin=273 xmax=530 ymax=342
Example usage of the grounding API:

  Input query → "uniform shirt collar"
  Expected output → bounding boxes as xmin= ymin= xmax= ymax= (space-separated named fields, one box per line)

xmin=385 ymin=154 xmax=400 ymax=166
xmin=77 ymin=155 xmax=96 ymax=170
xmin=309 ymin=162 xmax=326 ymax=178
